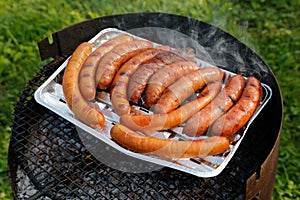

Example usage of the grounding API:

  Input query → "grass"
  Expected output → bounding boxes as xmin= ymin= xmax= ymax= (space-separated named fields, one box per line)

xmin=0 ymin=0 xmax=299 ymax=199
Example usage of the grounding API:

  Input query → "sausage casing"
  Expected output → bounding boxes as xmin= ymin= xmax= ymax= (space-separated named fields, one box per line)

xmin=62 ymin=42 xmax=105 ymax=128
xmin=120 ymin=81 xmax=222 ymax=132
xmin=110 ymin=124 xmax=230 ymax=158
xmin=153 ymin=67 xmax=224 ymax=114
xmin=210 ymin=76 xmax=262 ymax=136
xmin=127 ymin=50 xmax=188 ymax=103
xmin=183 ymin=74 xmax=245 ymax=136
xmin=96 ymin=40 xmax=152 ymax=90
xmin=79 ymin=34 xmax=134 ymax=100
xmin=110 ymin=48 xmax=167 ymax=115
xmin=144 ymin=61 xmax=200 ymax=108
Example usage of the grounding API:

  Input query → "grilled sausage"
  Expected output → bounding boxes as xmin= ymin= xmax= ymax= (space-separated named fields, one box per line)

xmin=120 ymin=82 xmax=222 ymax=132
xmin=96 ymin=40 xmax=152 ymax=90
xmin=210 ymin=76 xmax=262 ymax=136
xmin=79 ymin=34 xmax=134 ymax=101
xmin=110 ymin=124 xmax=230 ymax=158
xmin=144 ymin=61 xmax=200 ymax=108
xmin=110 ymin=48 xmax=167 ymax=115
xmin=153 ymin=67 xmax=224 ymax=114
xmin=183 ymin=74 xmax=246 ymax=137
xmin=127 ymin=50 xmax=189 ymax=103
xmin=62 ymin=42 xmax=105 ymax=128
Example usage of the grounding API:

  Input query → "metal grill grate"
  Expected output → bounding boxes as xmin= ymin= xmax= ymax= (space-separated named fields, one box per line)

xmin=10 ymin=58 xmax=249 ymax=200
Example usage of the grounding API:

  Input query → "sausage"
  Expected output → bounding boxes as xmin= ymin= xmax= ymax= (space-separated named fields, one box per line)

xmin=183 ymin=74 xmax=246 ymax=137
xmin=79 ymin=34 xmax=134 ymax=100
xmin=120 ymin=81 xmax=222 ymax=132
xmin=110 ymin=48 xmax=168 ymax=116
xmin=153 ymin=67 xmax=224 ymax=114
xmin=144 ymin=61 xmax=200 ymax=108
xmin=127 ymin=50 xmax=189 ymax=103
xmin=96 ymin=40 xmax=153 ymax=90
xmin=62 ymin=42 xmax=105 ymax=128
xmin=110 ymin=124 xmax=230 ymax=158
xmin=63 ymin=42 xmax=92 ymax=110
xmin=210 ymin=76 xmax=262 ymax=136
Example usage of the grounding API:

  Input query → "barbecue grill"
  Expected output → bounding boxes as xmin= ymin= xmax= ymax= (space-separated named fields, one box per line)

xmin=9 ymin=13 xmax=282 ymax=199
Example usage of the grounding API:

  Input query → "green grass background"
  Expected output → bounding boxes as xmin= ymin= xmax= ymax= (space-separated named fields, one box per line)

xmin=0 ymin=0 xmax=299 ymax=199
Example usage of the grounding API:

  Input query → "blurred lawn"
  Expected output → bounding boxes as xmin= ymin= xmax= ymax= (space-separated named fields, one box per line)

xmin=0 ymin=0 xmax=299 ymax=199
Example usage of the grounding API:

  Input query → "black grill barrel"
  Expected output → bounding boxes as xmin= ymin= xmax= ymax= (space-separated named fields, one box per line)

xmin=10 ymin=13 xmax=283 ymax=200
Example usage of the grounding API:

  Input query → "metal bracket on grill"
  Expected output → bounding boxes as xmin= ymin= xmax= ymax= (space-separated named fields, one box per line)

xmin=245 ymin=133 xmax=280 ymax=200
xmin=37 ymin=20 xmax=106 ymax=60
xmin=37 ymin=13 xmax=205 ymax=61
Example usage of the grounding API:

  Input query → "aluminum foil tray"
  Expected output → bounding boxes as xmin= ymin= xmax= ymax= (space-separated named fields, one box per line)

xmin=34 ymin=28 xmax=272 ymax=177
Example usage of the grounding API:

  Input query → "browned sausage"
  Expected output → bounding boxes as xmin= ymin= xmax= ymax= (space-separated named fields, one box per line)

xmin=210 ymin=76 xmax=262 ymax=136
xmin=96 ymin=40 xmax=153 ymax=90
xmin=127 ymin=50 xmax=189 ymax=103
xmin=110 ymin=48 xmax=168 ymax=115
xmin=153 ymin=67 xmax=224 ymax=114
xmin=144 ymin=61 xmax=200 ymax=108
xmin=183 ymin=74 xmax=246 ymax=137
xmin=120 ymin=81 xmax=222 ymax=132
xmin=62 ymin=42 xmax=105 ymax=128
xmin=110 ymin=124 xmax=230 ymax=158
xmin=79 ymin=34 xmax=134 ymax=101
